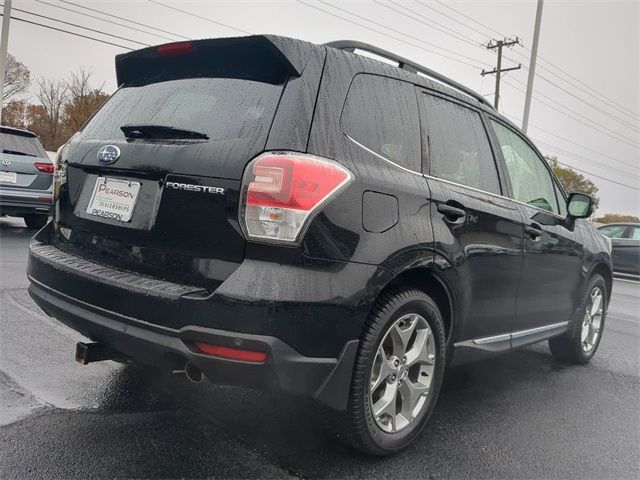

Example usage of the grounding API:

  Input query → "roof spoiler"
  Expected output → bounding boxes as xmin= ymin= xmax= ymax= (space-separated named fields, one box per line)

xmin=116 ymin=35 xmax=306 ymax=87
xmin=0 ymin=126 xmax=37 ymax=138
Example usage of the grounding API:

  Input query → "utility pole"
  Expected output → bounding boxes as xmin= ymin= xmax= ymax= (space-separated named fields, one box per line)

xmin=522 ymin=0 xmax=544 ymax=134
xmin=481 ymin=37 xmax=521 ymax=110
xmin=0 ymin=0 xmax=12 ymax=124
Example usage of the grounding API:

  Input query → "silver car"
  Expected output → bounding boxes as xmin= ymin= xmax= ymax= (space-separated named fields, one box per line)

xmin=0 ymin=126 xmax=53 ymax=229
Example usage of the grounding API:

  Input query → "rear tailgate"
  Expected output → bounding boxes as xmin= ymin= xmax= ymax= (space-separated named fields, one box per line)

xmin=0 ymin=129 xmax=52 ymax=191
xmin=53 ymin=35 xmax=321 ymax=290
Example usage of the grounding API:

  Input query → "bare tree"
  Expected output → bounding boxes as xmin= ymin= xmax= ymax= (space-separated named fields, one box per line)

xmin=3 ymin=54 xmax=31 ymax=102
xmin=36 ymin=78 xmax=68 ymax=149
xmin=62 ymin=68 xmax=109 ymax=135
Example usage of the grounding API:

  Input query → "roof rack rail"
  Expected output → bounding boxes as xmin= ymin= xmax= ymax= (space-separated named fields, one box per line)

xmin=325 ymin=40 xmax=493 ymax=109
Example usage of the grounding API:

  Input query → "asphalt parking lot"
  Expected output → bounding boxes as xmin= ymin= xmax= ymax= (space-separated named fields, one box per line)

xmin=1 ymin=216 xmax=638 ymax=479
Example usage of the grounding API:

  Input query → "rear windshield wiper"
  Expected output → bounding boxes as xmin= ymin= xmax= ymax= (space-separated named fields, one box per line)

xmin=120 ymin=124 xmax=209 ymax=140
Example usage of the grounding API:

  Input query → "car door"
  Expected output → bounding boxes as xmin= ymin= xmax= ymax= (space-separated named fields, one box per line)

xmin=617 ymin=226 xmax=640 ymax=275
xmin=418 ymin=92 xmax=525 ymax=346
xmin=598 ymin=224 xmax=629 ymax=272
xmin=489 ymin=119 xmax=584 ymax=336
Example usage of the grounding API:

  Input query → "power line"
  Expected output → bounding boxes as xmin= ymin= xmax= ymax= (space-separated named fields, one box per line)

xmin=533 ymin=138 xmax=638 ymax=178
xmin=552 ymin=159 xmax=639 ymax=191
xmin=374 ymin=0 xmax=483 ymax=48
xmin=297 ymin=0 xmax=482 ymax=69
xmin=525 ymin=121 xmax=639 ymax=170
xmin=521 ymin=67 xmax=640 ymax=133
xmin=318 ymin=1 xmax=484 ymax=66
xmin=430 ymin=0 xmax=640 ymax=122
xmin=313 ymin=0 xmax=639 ymax=149
xmin=148 ymin=0 xmax=251 ymax=35
xmin=33 ymin=0 xmax=178 ymax=42
xmin=415 ymin=0 xmax=491 ymax=42
xmin=2 ymin=14 xmax=133 ymax=50
xmin=59 ymin=0 xmax=189 ymax=40
xmin=6 ymin=5 xmax=150 ymax=47
xmin=503 ymin=79 xmax=640 ymax=149
xmin=347 ymin=0 xmax=638 ymax=143
xmin=504 ymin=52 xmax=640 ymax=130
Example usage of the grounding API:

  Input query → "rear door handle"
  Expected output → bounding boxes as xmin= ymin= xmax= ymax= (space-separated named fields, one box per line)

xmin=437 ymin=203 xmax=466 ymax=222
xmin=525 ymin=223 xmax=543 ymax=240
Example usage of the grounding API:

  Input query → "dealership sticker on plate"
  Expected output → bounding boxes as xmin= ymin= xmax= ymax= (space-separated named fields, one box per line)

xmin=86 ymin=177 xmax=140 ymax=222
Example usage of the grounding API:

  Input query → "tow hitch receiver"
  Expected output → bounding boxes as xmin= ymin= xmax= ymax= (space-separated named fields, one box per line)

xmin=75 ymin=342 xmax=117 ymax=365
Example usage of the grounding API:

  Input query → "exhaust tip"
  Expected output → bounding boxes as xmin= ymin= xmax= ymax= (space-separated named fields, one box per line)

xmin=184 ymin=362 xmax=203 ymax=383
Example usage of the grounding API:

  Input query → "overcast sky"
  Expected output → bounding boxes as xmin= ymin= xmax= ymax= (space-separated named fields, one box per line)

xmin=6 ymin=0 xmax=640 ymax=216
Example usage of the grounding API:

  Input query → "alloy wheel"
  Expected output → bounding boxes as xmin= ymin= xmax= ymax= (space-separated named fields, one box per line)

xmin=581 ymin=286 xmax=604 ymax=352
xmin=369 ymin=313 xmax=436 ymax=433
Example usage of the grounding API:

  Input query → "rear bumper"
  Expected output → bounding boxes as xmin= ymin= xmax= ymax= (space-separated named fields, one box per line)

xmin=28 ymin=276 xmax=357 ymax=408
xmin=26 ymin=226 xmax=386 ymax=410
xmin=0 ymin=188 xmax=52 ymax=215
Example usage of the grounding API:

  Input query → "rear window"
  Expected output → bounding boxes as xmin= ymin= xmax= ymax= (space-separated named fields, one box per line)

xmin=341 ymin=74 xmax=421 ymax=172
xmin=79 ymin=78 xmax=283 ymax=142
xmin=421 ymin=94 xmax=500 ymax=195
xmin=0 ymin=132 xmax=47 ymax=157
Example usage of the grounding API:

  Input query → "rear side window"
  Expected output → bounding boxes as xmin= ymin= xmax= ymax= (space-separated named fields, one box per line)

xmin=79 ymin=78 xmax=282 ymax=142
xmin=341 ymin=74 xmax=421 ymax=172
xmin=598 ymin=225 xmax=627 ymax=238
xmin=421 ymin=94 xmax=500 ymax=194
xmin=491 ymin=120 xmax=559 ymax=214
xmin=0 ymin=132 xmax=47 ymax=157
xmin=630 ymin=227 xmax=640 ymax=240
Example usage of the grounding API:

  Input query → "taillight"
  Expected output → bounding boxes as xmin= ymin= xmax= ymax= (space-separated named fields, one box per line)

xmin=34 ymin=162 xmax=54 ymax=174
xmin=240 ymin=152 xmax=353 ymax=244
xmin=156 ymin=41 xmax=193 ymax=55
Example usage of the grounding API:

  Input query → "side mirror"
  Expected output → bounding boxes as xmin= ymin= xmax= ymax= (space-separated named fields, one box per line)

xmin=567 ymin=192 xmax=594 ymax=219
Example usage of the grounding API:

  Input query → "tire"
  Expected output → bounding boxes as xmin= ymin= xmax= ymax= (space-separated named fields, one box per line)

xmin=549 ymin=274 xmax=608 ymax=364
xmin=23 ymin=214 xmax=48 ymax=229
xmin=324 ymin=288 xmax=446 ymax=456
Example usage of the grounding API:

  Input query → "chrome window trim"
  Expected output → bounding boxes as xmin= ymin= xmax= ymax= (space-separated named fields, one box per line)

xmin=472 ymin=321 xmax=568 ymax=344
xmin=344 ymin=133 xmax=424 ymax=177
xmin=345 ymin=133 xmax=568 ymax=220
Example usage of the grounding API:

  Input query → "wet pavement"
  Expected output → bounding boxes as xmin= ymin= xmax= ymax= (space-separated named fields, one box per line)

xmin=1 ymin=216 xmax=639 ymax=479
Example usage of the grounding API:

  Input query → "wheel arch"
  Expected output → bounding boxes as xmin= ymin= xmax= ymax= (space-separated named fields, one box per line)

xmin=590 ymin=261 xmax=613 ymax=301
xmin=377 ymin=267 xmax=455 ymax=344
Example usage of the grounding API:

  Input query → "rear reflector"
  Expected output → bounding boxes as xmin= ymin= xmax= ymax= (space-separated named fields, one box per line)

xmin=195 ymin=342 xmax=268 ymax=363
xmin=240 ymin=152 xmax=353 ymax=244
xmin=34 ymin=162 xmax=54 ymax=174
xmin=156 ymin=41 xmax=194 ymax=55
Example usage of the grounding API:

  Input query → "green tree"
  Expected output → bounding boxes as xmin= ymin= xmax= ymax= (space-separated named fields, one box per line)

xmin=546 ymin=156 xmax=600 ymax=209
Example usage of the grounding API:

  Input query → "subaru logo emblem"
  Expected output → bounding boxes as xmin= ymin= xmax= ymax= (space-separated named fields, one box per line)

xmin=97 ymin=145 xmax=120 ymax=165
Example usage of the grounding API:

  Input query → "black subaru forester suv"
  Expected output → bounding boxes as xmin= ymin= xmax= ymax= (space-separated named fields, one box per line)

xmin=27 ymin=36 xmax=612 ymax=455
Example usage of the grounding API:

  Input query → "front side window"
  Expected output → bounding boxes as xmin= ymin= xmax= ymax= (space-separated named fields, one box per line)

xmin=491 ymin=120 xmax=559 ymax=214
xmin=598 ymin=225 xmax=627 ymax=239
xmin=341 ymin=74 xmax=421 ymax=172
xmin=421 ymin=95 xmax=500 ymax=194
